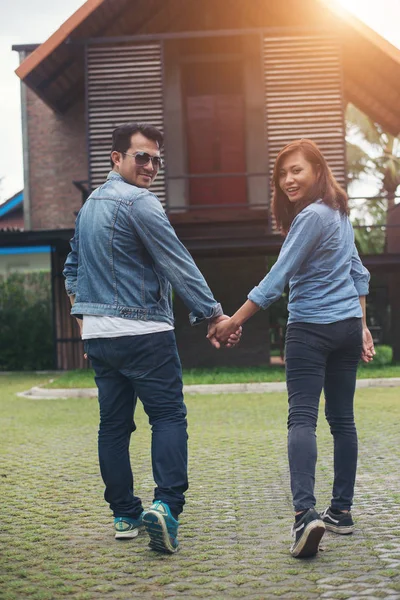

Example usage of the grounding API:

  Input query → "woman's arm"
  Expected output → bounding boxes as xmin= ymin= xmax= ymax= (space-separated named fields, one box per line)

xmin=208 ymin=208 xmax=323 ymax=345
xmin=207 ymin=300 xmax=259 ymax=346
xmin=350 ymin=244 xmax=370 ymax=296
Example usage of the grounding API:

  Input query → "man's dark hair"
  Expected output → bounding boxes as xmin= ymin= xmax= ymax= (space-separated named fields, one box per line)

xmin=110 ymin=122 xmax=164 ymax=167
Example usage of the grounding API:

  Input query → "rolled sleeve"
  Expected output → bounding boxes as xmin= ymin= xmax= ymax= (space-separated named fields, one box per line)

xmin=248 ymin=286 xmax=270 ymax=309
xmin=189 ymin=302 xmax=223 ymax=325
xmin=350 ymin=244 xmax=370 ymax=296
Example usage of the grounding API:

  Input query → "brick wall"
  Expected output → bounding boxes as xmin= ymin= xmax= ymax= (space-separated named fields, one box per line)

xmin=0 ymin=210 xmax=24 ymax=230
xmin=174 ymin=255 xmax=271 ymax=368
xmin=26 ymin=88 xmax=88 ymax=230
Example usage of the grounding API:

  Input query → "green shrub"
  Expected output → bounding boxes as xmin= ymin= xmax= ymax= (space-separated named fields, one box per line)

xmin=0 ymin=272 xmax=54 ymax=371
xmin=364 ymin=344 xmax=393 ymax=367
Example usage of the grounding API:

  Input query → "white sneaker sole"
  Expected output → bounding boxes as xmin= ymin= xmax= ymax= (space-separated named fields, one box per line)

xmin=291 ymin=520 xmax=326 ymax=558
xmin=115 ymin=528 xmax=140 ymax=540
xmin=324 ymin=522 xmax=354 ymax=535
xmin=142 ymin=511 xmax=179 ymax=554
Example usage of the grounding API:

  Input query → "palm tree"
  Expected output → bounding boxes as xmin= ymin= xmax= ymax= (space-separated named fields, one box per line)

xmin=346 ymin=104 xmax=400 ymax=254
xmin=346 ymin=105 xmax=400 ymax=362
xmin=346 ymin=104 xmax=400 ymax=210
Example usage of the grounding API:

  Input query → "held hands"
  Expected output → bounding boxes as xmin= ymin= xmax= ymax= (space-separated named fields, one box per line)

xmin=207 ymin=315 xmax=242 ymax=349
xmin=361 ymin=326 xmax=375 ymax=363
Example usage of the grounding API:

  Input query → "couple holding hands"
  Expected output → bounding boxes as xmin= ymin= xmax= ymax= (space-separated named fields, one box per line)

xmin=64 ymin=123 xmax=374 ymax=557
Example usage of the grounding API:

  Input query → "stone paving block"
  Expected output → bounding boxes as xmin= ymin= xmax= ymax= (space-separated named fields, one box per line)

xmin=1 ymin=380 xmax=400 ymax=599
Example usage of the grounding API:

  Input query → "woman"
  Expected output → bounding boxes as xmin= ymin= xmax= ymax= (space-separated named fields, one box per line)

xmin=208 ymin=139 xmax=375 ymax=559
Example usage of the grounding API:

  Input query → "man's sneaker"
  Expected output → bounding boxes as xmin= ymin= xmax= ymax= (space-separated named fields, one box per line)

xmin=321 ymin=507 xmax=354 ymax=534
xmin=290 ymin=508 xmax=326 ymax=558
xmin=114 ymin=513 xmax=143 ymax=539
xmin=142 ymin=500 xmax=179 ymax=554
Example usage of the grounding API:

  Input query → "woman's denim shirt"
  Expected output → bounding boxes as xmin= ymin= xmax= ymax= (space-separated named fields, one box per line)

xmin=248 ymin=201 xmax=370 ymax=324
xmin=63 ymin=172 xmax=222 ymax=325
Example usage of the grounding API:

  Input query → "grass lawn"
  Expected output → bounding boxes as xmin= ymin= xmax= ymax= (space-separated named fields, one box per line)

xmin=1 ymin=374 xmax=400 ymax=599
xmin=43 ymin=362 xmax=400 ymax=389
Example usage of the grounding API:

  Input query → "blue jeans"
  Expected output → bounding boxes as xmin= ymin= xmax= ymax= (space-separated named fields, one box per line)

xmin=285 ymin=318 xmax=363 ymax=512
xmin=84 ymin=331 xmax=188 ymax=520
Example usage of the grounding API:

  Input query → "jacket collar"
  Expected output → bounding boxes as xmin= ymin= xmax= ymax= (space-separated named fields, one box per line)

xmin=107 ymin=170 xmax=125 ymax=182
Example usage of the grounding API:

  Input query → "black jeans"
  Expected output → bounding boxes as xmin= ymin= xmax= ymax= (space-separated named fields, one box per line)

xmin=84 ymin=331 xmax=188 ymax=520
xmin=285 ymin=318 xmax=363 ymax=512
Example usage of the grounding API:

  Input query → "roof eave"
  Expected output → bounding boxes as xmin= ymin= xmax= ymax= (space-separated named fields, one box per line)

xmin=15 ymin=0 xmax=105 ymax=81
xmin=319 ymin=0 xmax=400 ymax=68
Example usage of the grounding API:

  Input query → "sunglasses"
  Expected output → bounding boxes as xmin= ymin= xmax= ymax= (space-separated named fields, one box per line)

xmin=123 ymin=151 xmax=163 ymax=169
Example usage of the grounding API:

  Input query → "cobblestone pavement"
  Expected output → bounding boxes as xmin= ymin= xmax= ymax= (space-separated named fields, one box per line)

xmin=1 ymin=376 xmax=399 ymax=599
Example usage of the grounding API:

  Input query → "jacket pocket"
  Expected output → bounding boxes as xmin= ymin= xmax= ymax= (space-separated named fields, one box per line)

xmin=155 ymin=271 xmax=167 ymax=304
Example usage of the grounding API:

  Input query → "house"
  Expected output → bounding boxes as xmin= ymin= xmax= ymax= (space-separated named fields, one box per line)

xmin=3 ymin=0 xmax=400 ymax=368
xmin=0 ymin=191 xmax=51 ymax=276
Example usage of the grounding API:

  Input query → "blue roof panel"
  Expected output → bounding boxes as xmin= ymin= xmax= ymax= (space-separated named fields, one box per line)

xmin=0 ymin=191 xmax=23 ymax=218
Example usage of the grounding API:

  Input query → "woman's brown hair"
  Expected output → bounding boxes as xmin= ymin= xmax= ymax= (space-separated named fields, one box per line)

xmin=272 ymin=139 xmax=349 ymax=234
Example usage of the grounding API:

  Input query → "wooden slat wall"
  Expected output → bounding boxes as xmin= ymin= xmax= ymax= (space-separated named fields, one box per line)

xmin=87 ymin=43 xmax=166 ymax=203
xmin=264 ymin=35 xmax=346 ymax=194
xmin=52 ymin=249 xmax=87 ymax=370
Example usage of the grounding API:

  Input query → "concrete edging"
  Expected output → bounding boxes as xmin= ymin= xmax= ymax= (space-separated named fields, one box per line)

xmin=17 ymin=377 xmax=400 ymax=400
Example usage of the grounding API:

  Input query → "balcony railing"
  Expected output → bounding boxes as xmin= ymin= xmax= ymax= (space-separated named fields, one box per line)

xmin=349 ymin=195 xmax=400 ymax=255
xmin=73 ymin=178 xmax=399 ymax=252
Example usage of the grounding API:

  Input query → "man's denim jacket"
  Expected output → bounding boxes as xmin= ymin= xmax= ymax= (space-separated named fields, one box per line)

xmin=63 ymin=171 xmax=223 ymax=325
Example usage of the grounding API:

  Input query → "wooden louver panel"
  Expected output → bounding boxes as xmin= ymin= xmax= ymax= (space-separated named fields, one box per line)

xmin=87 ymin=43 xmax=165 ymax=203
xmin=264 ymin=36 xmax=346 ymax=193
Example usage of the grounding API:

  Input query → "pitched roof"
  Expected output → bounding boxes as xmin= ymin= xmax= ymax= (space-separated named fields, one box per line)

xmin=12 ymin=0 xmax=400 ymax=135
xmin=15 ymin=0 xmax=104 ymax=82
xmin=0 ymin=191 xmax=23 ymax=218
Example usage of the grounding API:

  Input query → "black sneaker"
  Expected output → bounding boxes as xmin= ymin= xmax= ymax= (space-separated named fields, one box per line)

xmin=290 ymin=508 xmax=326 ymax=558
xmin=321 ymin=507 xmax=354 ymax=534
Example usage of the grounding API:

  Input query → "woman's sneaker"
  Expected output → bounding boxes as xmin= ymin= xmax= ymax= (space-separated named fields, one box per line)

xmin=114 ymin=514 xmax=144 ymax=539
xmin=142 ymin=501 xmax=179 ymax=554
xmin=321 ymin=507 xmax=354 ymax=534
xmin=290 ymin=508 xmax=326 ymax=558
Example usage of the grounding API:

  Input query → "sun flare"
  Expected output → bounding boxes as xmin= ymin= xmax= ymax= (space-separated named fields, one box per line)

xmin=334 ymin=0 xmax=376 ymax=20
xmin=329 ymin=0 xmax=400 ymax=49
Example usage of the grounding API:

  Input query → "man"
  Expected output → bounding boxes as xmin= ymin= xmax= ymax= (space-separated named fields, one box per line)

xmin=63 ymin=122 xmax=239 ymax=554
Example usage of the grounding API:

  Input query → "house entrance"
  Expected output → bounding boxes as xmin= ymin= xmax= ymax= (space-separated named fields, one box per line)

xmin=182 ymin=59 xmax=247 ymax=207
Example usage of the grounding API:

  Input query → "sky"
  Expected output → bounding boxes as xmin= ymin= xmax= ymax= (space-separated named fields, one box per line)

xmin=0 ymin=0 xmax=400 ymax=202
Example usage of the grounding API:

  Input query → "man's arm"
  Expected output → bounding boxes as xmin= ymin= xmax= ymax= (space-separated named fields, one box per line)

xmin=63 ymin=213 xmax=85 ymax=332
xmin=68 ymin=294 xmax=83 ymax=336
xmin=130 ymin=192 xmax=223 ymax=325
xmin=63 ymin=213 xmax=81 ymax=299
